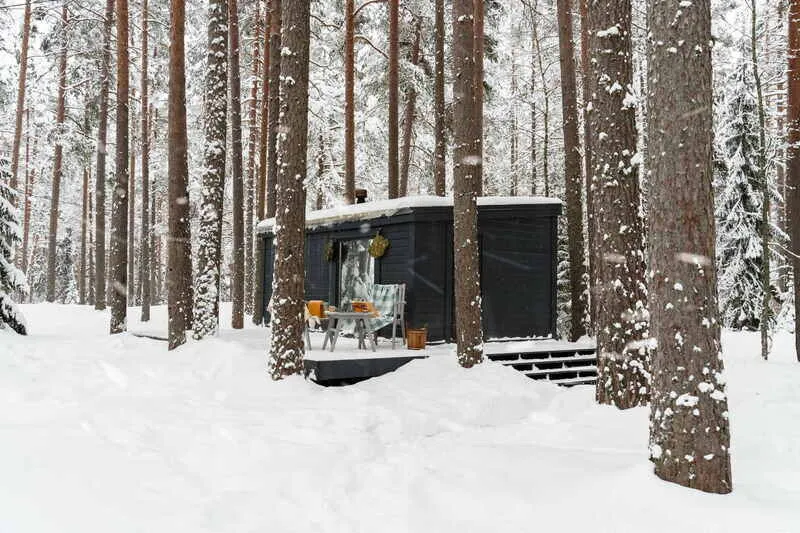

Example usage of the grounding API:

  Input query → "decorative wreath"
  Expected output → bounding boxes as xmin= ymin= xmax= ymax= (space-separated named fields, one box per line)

xmin=323 ymin=240 xmax=336 ymax=262
xmin=368 ymin=233 xmax=390 ymax=259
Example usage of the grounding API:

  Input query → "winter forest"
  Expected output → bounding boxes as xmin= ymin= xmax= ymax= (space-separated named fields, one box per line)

xmin=1 ymin=0 xmax=800 ymax=530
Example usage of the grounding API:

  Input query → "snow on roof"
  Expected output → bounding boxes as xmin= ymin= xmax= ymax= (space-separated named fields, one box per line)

xmin=256 ymin=195 xmax=562 ymax=233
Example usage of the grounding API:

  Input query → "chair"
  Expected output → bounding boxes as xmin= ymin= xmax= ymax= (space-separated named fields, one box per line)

xmin=367 ymin=283 xmax=406 ymax=349
xmin=304 ymin=304 xmax=320 ymax=351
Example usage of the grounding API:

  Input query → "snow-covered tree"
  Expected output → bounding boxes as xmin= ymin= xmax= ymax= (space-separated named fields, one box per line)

xmin=716 ymin=64 xmax=766 ymax=331
xmin=0 ymin=157 xmax=28 ymax=335
xmin=55 ymin=227 xmax=77 ymax=304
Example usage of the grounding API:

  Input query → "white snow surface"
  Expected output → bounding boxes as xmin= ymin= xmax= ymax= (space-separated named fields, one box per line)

xmin=1 ymin=303 xmax=799 ymax=532
xmin=256 ymin=195 xmax=562 ymax=232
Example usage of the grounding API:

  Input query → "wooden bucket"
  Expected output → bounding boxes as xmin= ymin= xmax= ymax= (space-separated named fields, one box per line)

xmin=406 ymin=328 xmax=427 ymax=350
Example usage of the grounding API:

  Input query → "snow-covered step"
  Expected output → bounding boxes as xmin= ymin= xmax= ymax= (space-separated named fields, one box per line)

xmin=485 ymin=340 xmax=598 ymax=386
xmin=491 ymin=354 xmax=597 ymax=366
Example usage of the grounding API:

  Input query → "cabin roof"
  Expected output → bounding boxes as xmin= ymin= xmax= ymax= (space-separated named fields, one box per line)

xmin=256 ymin=195 xmax=562 ymax=233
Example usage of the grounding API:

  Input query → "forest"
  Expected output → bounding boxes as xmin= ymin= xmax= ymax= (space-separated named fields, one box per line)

xmin=1 ymin=0 xmax=799 ymax=530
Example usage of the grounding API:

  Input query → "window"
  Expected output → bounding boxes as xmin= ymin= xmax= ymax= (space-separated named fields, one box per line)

xmin=338 ymin=239 xmax=375 ymax=307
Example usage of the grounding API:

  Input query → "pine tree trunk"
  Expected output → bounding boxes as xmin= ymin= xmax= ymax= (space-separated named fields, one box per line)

xmin=556 ymin=0 xmax=587 ymax=341
xmin=128 ymin=137 xmax=136 ymax=304
xmin=167 ymin=0 xmax=192 ymax=349
xmin=344 ymin=0 xmax=356 ymax=204
xmin=21 ymin=114 xmax=33 ymax=273
xmin=10 ymin=0 xmax=32 ymax=201
xmin=788 ymin=0 xmax=800 ymax=363
xmin=529 ymin=4 xmax=537 ymax=194
xmin=268 ymin=0 xmax=310 ymax=379
xmin=581 ymin=0 xmax=596 ymax=331
xmin=230 ymin=0 xmax=246 ymax=328
xmin=589 ymin=0 xmax=649 ymax=409
xmin=387 ymin=0 xmax=400 ymax=199
xmin=140 ymin=0 xmax=151 ymax=322
xmin=110 ymin=0 xmax=130 ymax=333
xmin=46 ymin=4 xmax=69 ymax=304
xmin=510 ymin=40 xmax=518 ymax=196
xmin=244 ymin=0 xmax=261 ymax=319
xmin=647 ymin=0 xmax=732 ymax=493
xmin=194 ymin=0 xmax=228 ymax=339
xmin=451 ymin=0 xmax=484 ymax=368
xmin=95 ymin=0 xmax=114 ymax=311
xmin=473 ymin=0 xmax=484 ymax=197
xmin=88 ymin=191 xmax=95 ymax=305
xmin=79 ymin=167 xmax=89 ymax=304
xmin=399 ymin=18 xmax=422 ymax=198
xmin=253 ymin=0 xmax=281 ymax=326
xmin=433 ymin=0 xmax=446 ymax=196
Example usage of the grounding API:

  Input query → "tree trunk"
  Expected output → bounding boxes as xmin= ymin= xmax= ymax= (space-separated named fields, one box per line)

xmin=46 ymin=4 xmax=69 ymax=304
xmin=556 ymin=0 xmax=587 ymax=342
xmin=433 ymin=0 xmax=446 ymax=196
xmin=789 ymin=0 xmax=800 ymax=362
xmin=140 ymin=0 xmax=151 ymax=322
xmin=268 ymin=0 xmax=311 ymax=379
xmin=10 ymin=0 xmax=32 ymax=202
xmin=21 ymin=114 xmax=34 ymax=273
xmin=387 ymin=0 xmax=400 ymax=199
xmin=128 ymin=135 xmax=136 ymax=303
xmin=230 ymin=0 xmax=246 ymax=328
xmin=529 ymin=4 xmax=537 ymax=194
xmin=95 ymin=0 xmax=114 ymax=311
xmin=344 ymin=0 xmax=356 ymax=204
xmin=647 ymin=0 xmax=732 ymax=493
xmin=79 ymin=167 xmax=89 ymax=304
xmin=253 ymin=0 xmax=281 ymax=325
xmin=244 ymin=0 xmax=261 ymax=319
xmin=194 ymin=0 xmax=228 ymax=339
xmin=589 ymin=0 xmax=649 ymax=409
xmin=88 ymin=191 xmax=95 ymax=305
xmin=581 ymin=0 xmax=596 ymax=331
xmin=168 ymin=0 xmax=192 ymax=349
xmin=473 ymin=0 xmax=484 ymax=197
xmin=110 ymin=0 xmax=130 ymax=333
xmin=451 ymin=0 xmax=484 ymax=368
xmin=399 ymin=18 xmax=422 ymax=198
xmin=510 ymin=39 xmax=518 ymax=196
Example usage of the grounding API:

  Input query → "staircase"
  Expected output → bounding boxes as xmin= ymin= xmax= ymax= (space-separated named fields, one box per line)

xmin=485 ymin=340 xmax=598 ymax=386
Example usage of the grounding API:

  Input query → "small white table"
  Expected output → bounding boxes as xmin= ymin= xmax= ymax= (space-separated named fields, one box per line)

xmin=322 ymin=311 xmax=376 ymax=352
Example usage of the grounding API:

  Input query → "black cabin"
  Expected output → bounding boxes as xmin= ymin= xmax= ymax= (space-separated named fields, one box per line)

xmin=256 ymin=196 xmax=561 ymax=343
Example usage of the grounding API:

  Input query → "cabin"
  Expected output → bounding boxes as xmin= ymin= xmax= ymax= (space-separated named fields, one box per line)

xmin=256 ymin=196 xmax=562 ymax=343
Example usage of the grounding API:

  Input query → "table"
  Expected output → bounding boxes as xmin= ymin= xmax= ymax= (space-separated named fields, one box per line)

xmin=322 ymin=311 xmax=376 ymax=352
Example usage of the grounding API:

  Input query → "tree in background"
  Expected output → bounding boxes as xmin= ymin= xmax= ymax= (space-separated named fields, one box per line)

xmin=0 ymin=158 xmax=28 ymax=335
xmin=268 ymin=0 xmax=311 ymax=379
xmin=194 ymin=0 xmax=229 ymax=339
xmin=451 ymin=0 xmax=484 ymax=368
xmin=647 ymin=0 xmax=732 ymax=493
xmin=789 ymin=0 xmax=800 ymax=362
xmin=387 ymin=0 xmax=400 ymax=198
xmin=167 ymin=0 xmax=193 ymax=350
xmin=55 ymin=229 xmax=78 ymax=305
xmin=140 ymin=0 xmax=152 ymax=322
xmin=229 ymin=0 xmax=245 ymax=329
xmin=433 ymin=0 xmax=446 ymax=196
xmin=9 ymin=0 xmax=32 ymax=206
xmin=589 ymin=0 xmax=649 ymax=408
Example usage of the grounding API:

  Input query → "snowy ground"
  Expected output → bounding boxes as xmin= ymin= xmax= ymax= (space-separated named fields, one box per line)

xmin=1 ymin=304 xmax=799 ymax=532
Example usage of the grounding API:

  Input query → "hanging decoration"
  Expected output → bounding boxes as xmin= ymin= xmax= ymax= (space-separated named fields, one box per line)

xmin=368 ymin=232 xmax=390 ymax=258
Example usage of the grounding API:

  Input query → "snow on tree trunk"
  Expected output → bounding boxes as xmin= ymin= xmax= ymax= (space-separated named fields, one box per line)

xmin=167 ymin=0 xmax=193 ymax=350
xmin=789 ymin=0 xmax=800 ymax=363
xmin=589 ymin=0 xmax=650 ymax=409
xmin=95 ymin=0 xmax=114 ymax=312
xmin=194 ymin=0 xmax=229 ymax=340
xmin=0 ymin=158 xmax=28 ymax=335
xmin=399 ymin=17 xmax=422 ymax=198
xmin=110 ymin=0 xmax=130 ymax=334
xmin=433 ymin=0 xmax=446 ymax=196
xmin=140 ymin=0 xmax=151 ymax=323
xmin=556 ymin=0 xmax=588 ymax=342
xmin=56 ymin=229 xmax=78 ymax=305
xmin=646 ymin=0 xmax=732 ymax=494
xmin=244 ymin=0 xmax=262 ymax=319
xmin=79 ymin=168 xmax=89 ymax=304
xmin=451 ymin=0 xmax=484 ymax=368
xmin=230 ymin=0 xmax=246 ymax=329
xmin=267 ymin=0 xmax=310 ymax=380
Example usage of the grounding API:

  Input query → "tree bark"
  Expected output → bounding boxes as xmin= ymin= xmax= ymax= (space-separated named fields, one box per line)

xmin=589 ymin=0 xmax=649 ymax=409
xmin=140 ymin=0 xmax=151 ymax=322
xmin=244 ymin=0 xmax=262 ymax=319
xmin=268 ymin=0 xmax=311 ymax=379
xmin=110 ymin=0 xmax=130 ymax=333
xmin=473 ymin=0 xmax=484 ymax=197
xmin=510 ymin=38 xmax=518 ymax=195
xmin=556 ymin=0 xmax=587 ymax=341
xmin=128 ymin=132 xmax=136 ymax=303
xmin=253 ymin=0 xmax=281 ymax=325
xmin=230 ymin=0 xmax=246 ymax=328
xmin=433 ymin=0 xmax=446 ymax=196
xmin=21 ymin=113 xmax=34 ymax=273
xmin=79 ymin=167 xmax=89 ymax=304
xmin=789 ymin=0 xmax=800 ymax=362
xmin=95 ymin=0 xmax=114 ymax=311
xmin=387 ymin=0 xmax=400 ymax=199
xmin=451 ymin=0 xmax=484 ymax=368
xmin=344 ymin=0 xmax=356 ymax=204
xmin=399 ymin=18 xmax=422 ymax=198
xmin=167 ymin=0 xmax=192 ymax=349
xmin=194 ymin=0 xmax=229 ymax=339
xmin=46 ymin=4 xmax=69 ymax=304
xmin=88 ymin=191 xmax=95 ymax=305
xmin=528 ymin=3 xmax=537 ymax=194
xmin=647 ymin=0 xmax=732 ymax=493
xmin=581 ymin=0 xmax=596 ymax=331
xmin=10 ymin=0 xmax=32 ymax=202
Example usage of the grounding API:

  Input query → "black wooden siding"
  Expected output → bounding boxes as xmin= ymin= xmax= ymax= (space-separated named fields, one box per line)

xmin=258 ymin=203 xmax=560 ymax=342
